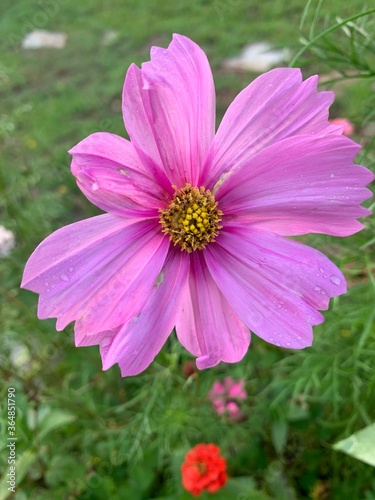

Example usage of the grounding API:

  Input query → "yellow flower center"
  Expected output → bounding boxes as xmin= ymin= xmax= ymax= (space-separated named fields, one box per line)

xmin=159 ymin=183 xmax=223 ymax=253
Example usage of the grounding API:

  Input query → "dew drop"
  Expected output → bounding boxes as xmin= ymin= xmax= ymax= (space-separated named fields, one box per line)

xmin=276 ymin=342 xmax=281 ymax=346
xmin=330 ymin=275 xmax=341 ymax=286
xmin=68 ymin=267 xmax=74 ymax=272
xmin=91 ymin=182 xmax=99 ymax=191
xmin=314 ymin=286 xmax=321 ymax=292
xmin=60 ymin=273 xmax=70 ymax=282
xmin=319 ymin=268 xmax=324 ymax=274
xmin=286 ymin=342 xmax=291 ymax=346
xmin=329 ymin=173 xmax=335 ymax=178
xmin=270 ymin=337 xmax=275 ymax=342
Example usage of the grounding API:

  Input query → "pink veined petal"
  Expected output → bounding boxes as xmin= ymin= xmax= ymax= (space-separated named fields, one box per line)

xmin=69 ymin=132 xmax=168 ymax=217
xmin=21 ymin=214 xmax=170 ymax=334
xmin=75 ymin=327 xmax=119 ymax=347
xmin=101 ymin=247 xmax=190 ymax=377
xmin=205 ymin=68 xmax=341 ymax=188
xmin=216 ymin=224 xmax=347 ymax=310
xmin=123 ymin=34 xmax=216 ymax=188
xmin=75 ymin=327 xmax=120 ymax=375
xmin=216 ymin=134 xmax=373 ymax=237
xmin=175 ymin=252 xmax=250 ymax=370
xmin=204 ymin=225 xmax=347 ymax=349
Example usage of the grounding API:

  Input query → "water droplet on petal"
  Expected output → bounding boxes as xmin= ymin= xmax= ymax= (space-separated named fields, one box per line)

xmin=68 ymin=267 xmax=74 ymax=272
xmin=270 ymin=337 xmax=275 ymax=342
xmin=330 ymin=275 xmax=341 ymax=286
xmin=60 ymin=273 xmax=70 ymax=282
xmin=286 ymin=342 xmax=291 ymax=346
xmin=91 ymin=182 xmax=99 ymax=191
xmin=276 ymin=342 xmax=281 ymax=346
xmin=329 ymin=173 xmax=335 ymax=178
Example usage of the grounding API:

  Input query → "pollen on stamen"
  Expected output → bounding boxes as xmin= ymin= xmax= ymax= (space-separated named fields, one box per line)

xmin=159 ymin=183 xmax=223 ymax=253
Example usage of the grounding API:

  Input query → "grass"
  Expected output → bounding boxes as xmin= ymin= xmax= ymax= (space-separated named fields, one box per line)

xmin=0 ymin=0 xmax=374 ymax=498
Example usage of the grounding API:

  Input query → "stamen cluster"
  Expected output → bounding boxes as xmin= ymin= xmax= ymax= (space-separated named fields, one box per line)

xmin=159 ymin=183 xmax=222 ymax=252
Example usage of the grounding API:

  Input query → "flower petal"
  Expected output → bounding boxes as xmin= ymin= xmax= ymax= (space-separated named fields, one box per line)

xmin=206 ymin=68 xmax=341 ymax=188
xmin=75 ymin=328 xmax=117 ymax=347
xmin=175 ymin=252 xmax=250 ymax=370
xmin=205 ymin=225 xmax=345 ymax=349
xmin=123 ymin=34 xmax=216 ymax=187
xmin=217 ymin=134 xmax=373 ymax=236
xmin=69 ymin=132 xmax=167 ymax=217
xmin=101 ymin=247 xmax=190 ymax=376
xmin=21 ymin=214 xmax=170 ymax=333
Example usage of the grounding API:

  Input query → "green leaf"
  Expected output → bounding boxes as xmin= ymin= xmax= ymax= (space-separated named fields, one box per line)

xmin=37 ymin=408 xmax=76 ymax=441
xmin=45 ymin=454 xmax=86 ymax=487
xmin=128 ymin=462 xmax=155 ymax=494
xmin=204 ymin=477 xmax=271 ymax=500
xmin=333 ymin=424 xmax=375 ymax=466
xmin=271 ymin=420 xmax=288 ymax=455
xmin=0 ymin=450 xmax=37 ymax=500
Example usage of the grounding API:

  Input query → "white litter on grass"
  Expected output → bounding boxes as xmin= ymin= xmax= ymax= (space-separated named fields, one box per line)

xmin=224 ymin=42 xmax=290 ymax=72
xmin=10 ymin=343 xmax=32 ymax=372
xmin=0 ymin=226 xmax=15 ymax=257
xmin=102 ymin=30 xmax=118 ymax=46
xmin=22 ymin=30 xmax=67 ymax=49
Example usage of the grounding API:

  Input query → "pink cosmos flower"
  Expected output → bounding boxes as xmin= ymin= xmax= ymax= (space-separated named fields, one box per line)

xmin=22 ymin=34 xmax=373 ymax=377
xmin=208 ymin=377 xmax=247 ymax=420
xmin=330 ymin=118 xmax=354 ymax=137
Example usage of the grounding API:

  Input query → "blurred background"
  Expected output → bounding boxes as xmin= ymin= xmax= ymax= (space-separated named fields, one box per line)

xmin=1 ymin=0 xmax=374 ymax=498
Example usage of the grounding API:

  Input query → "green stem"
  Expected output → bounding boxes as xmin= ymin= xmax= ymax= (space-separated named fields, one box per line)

xmin=290 ymin=9 xmax=375 ymax=67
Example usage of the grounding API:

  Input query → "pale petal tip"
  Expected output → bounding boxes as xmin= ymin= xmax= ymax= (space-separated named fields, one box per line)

xmin=196 ymin=354 xmax=221 ymax=370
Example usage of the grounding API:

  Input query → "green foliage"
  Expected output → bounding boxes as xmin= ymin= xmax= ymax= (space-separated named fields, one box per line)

xmin=333 ymin=424 xmax=375 ymax=467
xmin=1 ymin=0 xmax=374 ymax=499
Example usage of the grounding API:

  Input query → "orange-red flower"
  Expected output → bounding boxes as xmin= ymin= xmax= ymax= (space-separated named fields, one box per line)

xmin=181 ymin=443 xmax=228 ymax=497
